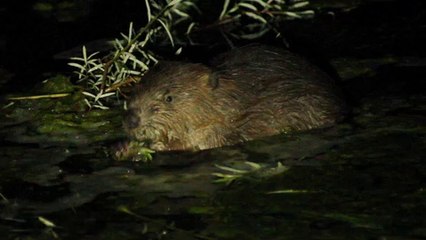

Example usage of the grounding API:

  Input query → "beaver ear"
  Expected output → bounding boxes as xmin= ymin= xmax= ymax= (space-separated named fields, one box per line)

xmin=207 ymin=72 xmax=219 ymax=90
xmin=199 ymin=71 xmax=219 ymax=90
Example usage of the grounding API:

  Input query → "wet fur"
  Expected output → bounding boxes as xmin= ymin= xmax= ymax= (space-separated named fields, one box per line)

xmin=124 ymin=45 xmax=345 ymax=151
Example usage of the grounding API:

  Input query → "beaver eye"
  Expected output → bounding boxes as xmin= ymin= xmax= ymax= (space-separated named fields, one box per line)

xmin=165 ymin=95 xmax=173 ymax=103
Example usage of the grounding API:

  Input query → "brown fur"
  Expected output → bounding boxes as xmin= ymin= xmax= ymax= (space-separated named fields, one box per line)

xmin=124 ymin=45 xmax=345 ymax=151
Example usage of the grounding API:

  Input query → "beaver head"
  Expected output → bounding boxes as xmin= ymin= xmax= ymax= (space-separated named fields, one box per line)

xmin=124 ymin=62 xmax=221 ymax=151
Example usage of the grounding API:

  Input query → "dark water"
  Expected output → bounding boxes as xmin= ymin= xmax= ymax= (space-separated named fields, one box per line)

xmin=1 ymin=0 xmax=426 ymax=239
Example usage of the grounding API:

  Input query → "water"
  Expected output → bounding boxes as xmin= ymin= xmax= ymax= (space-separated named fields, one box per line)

xmin=1 ymin=69 xmax=425 ymax=239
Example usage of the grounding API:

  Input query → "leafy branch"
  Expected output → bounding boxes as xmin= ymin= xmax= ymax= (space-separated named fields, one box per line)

xmin=68 ymin=0 xmax=197 ymax=109
xmin=218 ymin=0 xmax=314 ymax=40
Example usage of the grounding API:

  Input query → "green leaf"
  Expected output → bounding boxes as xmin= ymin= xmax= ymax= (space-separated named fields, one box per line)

xmin=157 ymin=19 xmax=175 ymax=46
xmin=244 ymin=11 xmax=267 ymax=23
xmin=220 ymin=0 xmax=230 ymax=19
xmin=238 ymin=3 xmax=258 ymax=11
xmin=145 ymin=0 xmax=151 ymax=21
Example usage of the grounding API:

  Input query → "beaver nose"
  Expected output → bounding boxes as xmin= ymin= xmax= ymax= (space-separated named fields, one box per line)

xmin=126 ymin=112 xmax=140 ymax=129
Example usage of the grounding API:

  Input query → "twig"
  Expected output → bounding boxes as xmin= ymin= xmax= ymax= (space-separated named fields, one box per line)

xmin=7 ymin=93 xmax=71 ymax=100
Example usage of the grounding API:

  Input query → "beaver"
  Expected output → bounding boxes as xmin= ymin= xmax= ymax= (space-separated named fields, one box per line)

xmin=124 ymin=45 xmax=345 ymax=151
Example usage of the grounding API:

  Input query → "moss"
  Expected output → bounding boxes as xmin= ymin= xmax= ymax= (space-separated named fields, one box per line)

xmin=38 ymin=75 xmax=76 ymax=93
